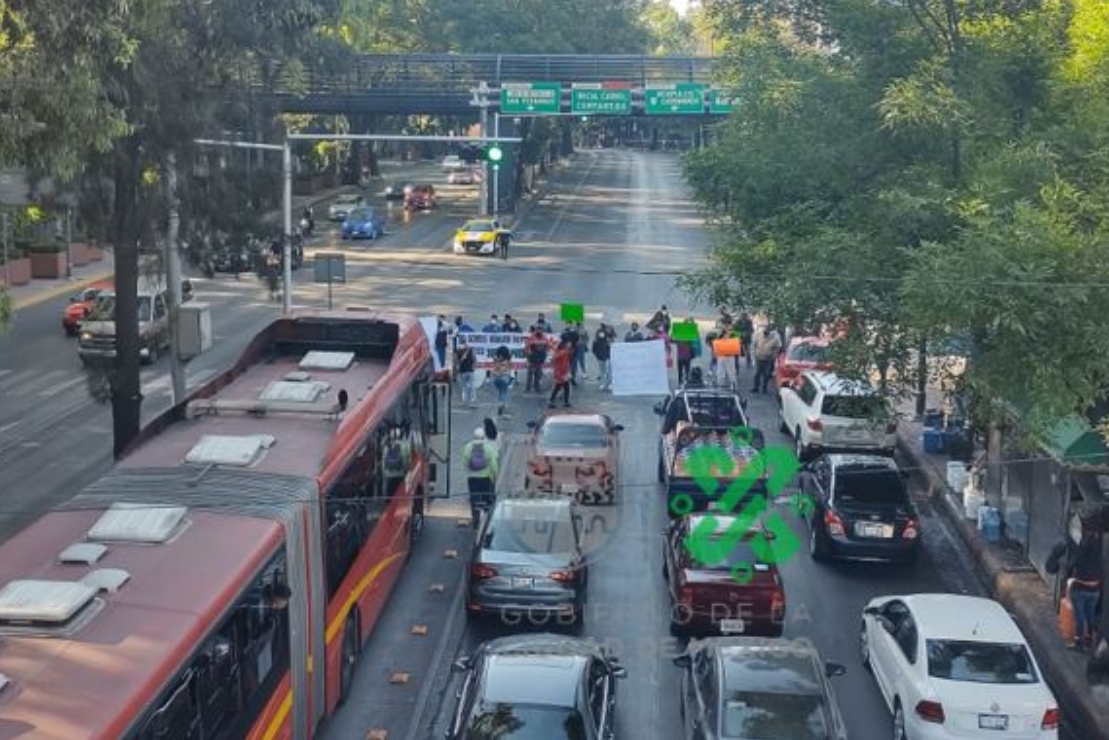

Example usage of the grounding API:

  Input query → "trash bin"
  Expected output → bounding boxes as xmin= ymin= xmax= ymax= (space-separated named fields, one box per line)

xmin=923 ymin=408 xmax=944 ymax=428
xmin=923 ymin=427 xmax=946 ymax=454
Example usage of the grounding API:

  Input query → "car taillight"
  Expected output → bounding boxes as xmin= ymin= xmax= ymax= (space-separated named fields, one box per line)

xmin=678 ymin=585 xmax=694 ymax=605
xmin=1041 ymin=707 xmax=1059 ymax=730
xmin=807 ymin=417 xmax=823 ymax=432
xmin=915 ymin=700 xmax=945 ymax=724
xmin=771 ymin=590 xmax=785 ymax=621
xmin=470 ymin=564 xmax=498 ymax=580
xmin=825 ymin=511 xmax=845 ymax=537
xmin=550 ymin=569 xmax=578 ymax=583
xmin=902 ymin=519 xmax=919 ymax=540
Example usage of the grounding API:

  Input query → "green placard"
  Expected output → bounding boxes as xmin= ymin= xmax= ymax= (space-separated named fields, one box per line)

xmin=500 ymin=82 xmax=562 ymax=115
xmin=644 ymin=83 xmax=705 ymax=115
xmin=670 ymin=320 xmax=700 ymax=342
xmin=571 ymin=86 xmax=632 ymax=115
xmin=709 ymin=89 xmax=737 ymax=114
xmin=560 ymin=303 xmax=585 ymax=323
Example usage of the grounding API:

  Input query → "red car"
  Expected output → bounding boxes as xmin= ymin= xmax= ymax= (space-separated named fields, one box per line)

xmin=403 ymin=184 xmax=437 ymax=211
xmin=775 ymin=335 xmax=832 ymax=389
xmin=663 ymin=513 xmax=785 ymax=637
xmin=62 ymin=280 xmax=113 ymax=336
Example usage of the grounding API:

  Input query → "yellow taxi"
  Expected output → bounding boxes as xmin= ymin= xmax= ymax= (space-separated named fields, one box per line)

xmin=453 ymin=218 xmax=510 ymax=256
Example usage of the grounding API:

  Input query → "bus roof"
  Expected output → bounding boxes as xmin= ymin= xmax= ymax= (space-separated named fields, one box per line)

xmin=118 ymin=310 xmax=432 ymax=489
xmin=0 ymin=505 xmax=283 ymax=740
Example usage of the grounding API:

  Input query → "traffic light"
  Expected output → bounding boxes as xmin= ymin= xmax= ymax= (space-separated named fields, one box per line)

xmin=484 ymin=144 xmax=503 ymax=167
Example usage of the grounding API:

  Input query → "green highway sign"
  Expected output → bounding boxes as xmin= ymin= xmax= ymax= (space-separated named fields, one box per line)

xmin=500 ymin=82 xmax=561 ymax=115
xmin=709 ymin=89 xmax=738 ymax=114
xmin=644 ymin=83 xmax=705 ymax=115
xmin=571 ymin=84 xmax=632 ymax=115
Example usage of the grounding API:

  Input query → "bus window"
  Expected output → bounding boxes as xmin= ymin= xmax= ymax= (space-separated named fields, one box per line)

xmin=325 ymin=449 xmax=376 ymax=597
xmin=136 ymin=669 xmax=200 ymax=740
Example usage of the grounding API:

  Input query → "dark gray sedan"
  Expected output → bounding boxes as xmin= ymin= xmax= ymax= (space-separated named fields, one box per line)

xmin=447 ymin=634 xmax=626 ymax=740
xmin=466 ymin=498 xmax=588 ymax=631
xmin=674 ymin=637 xmax=849 ymax=740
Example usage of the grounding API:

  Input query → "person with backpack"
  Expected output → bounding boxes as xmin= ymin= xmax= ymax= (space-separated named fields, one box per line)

xmin=462 ymin=427 xmax=499 ymax=527
xmin=525 ymin=328 xmax=549 ymax=393
xmin=592 ymin=329 xmax=612 ymax=391
xmin=548 ymin=339 xmax=573 ymax=408
xmin=455 ymin=337 xmax=477 ymax=406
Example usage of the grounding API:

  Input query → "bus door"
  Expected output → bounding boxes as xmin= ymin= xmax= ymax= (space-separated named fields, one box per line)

xmin=422 ymin=380 xmax=452 ymax=498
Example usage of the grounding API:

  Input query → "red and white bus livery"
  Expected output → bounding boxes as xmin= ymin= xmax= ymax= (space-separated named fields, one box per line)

xmin=0 ymin=311 xmax=452 ymax=740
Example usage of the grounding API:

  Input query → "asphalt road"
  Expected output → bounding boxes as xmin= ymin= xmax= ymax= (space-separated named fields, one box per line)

xmin=0 ymin=150 xmax=1076 ymax=738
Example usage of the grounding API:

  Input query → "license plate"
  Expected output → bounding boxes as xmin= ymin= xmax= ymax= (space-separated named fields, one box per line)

xmin=978 ymin=714 xmax=1008 ymax=731
xmin=855 ymin=522 xmax=892 ymax=539
xmin=719 ymin=619 xmax=746 ymax=634
xmin=511 ymin=577 xmax=533 ymax=589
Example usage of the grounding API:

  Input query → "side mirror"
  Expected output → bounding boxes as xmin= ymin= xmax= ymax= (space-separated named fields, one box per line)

xmin=611 ymin=665 xmax=628 ymax=679
xmin=825 ymin=662 xmax=847 ymax=678
xmin=672 ymin=654 xmax=692 ymax=670
xmin=451 ymin=656 xmax=471 ymax=673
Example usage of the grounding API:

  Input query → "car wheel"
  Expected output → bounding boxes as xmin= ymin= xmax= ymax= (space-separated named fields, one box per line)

xmin=893 ymin=701 xmax=907 ymax=740
xmin=809 ymin=522 xmax=828 ymax=562
xmin=338 ymin=612 xmax=360 ymax=706
xmin=860 ymin=620 xmax=872 ymax=671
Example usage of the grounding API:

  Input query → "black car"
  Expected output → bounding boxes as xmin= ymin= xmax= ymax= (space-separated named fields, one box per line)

xmin=467 ymin=498 xmax=588 ymax=631
xmin=674 ymin=637 xmax=848 ymax=740
xmin=447 ymin=634 xmax=626 ymax=740
xmin=802 ymin=453 xmax=920 ymax=563
xmin=383 ymin=181 xmax=412 ymax=200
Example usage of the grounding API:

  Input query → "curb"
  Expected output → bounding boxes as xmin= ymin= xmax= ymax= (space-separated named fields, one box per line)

xmin=12 ymin=268 xmax=115 ymax=311
xmin=898 ymin=432 xmax=1109 ymax=740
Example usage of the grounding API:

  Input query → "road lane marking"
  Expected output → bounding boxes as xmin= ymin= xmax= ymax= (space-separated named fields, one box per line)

xmin=38 ymin=375 xmax=86 ymax=398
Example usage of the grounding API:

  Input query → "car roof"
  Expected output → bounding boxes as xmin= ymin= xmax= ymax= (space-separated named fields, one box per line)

xmin=335 ymin=193 xmax=362 ymax=202
xmin=825 ymin=453 xmax=899 ymax=472
xmin=901 ymin=594 xmax=1027 ymax=643
xmin=541 ymin=412 xmax=607 ymax=426
xmin=696 ymin=638 xmax=825 ymax=695
xmin=480 ymin=653 xmax=585 ymax=708
xmin=802 ymin=370 xmax=875 ymax=396
xmin=788 ymin=335 xmax=829 ymax=348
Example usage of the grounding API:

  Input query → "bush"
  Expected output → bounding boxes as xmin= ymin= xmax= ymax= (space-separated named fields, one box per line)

xmin=26 ymin=242 xmax=64 ymax=254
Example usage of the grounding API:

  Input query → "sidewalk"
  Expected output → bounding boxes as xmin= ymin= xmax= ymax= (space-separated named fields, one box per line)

xmin=897 ymin=395 xmax=1109 ymax=739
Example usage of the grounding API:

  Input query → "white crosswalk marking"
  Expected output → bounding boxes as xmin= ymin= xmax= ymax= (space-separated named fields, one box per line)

xmin=38 ymin=375 xmax=86 ymax=398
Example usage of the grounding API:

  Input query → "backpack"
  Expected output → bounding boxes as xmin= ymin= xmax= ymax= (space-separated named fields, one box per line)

xmin=468 ymin=442 xmax=488 ymax=472
xmin=384 ymin=442 xmax=404 ymax=470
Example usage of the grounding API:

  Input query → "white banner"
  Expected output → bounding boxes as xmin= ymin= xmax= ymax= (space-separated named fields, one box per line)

xmin=459 ymin=331 xmax=556 ymax=370
xmin=611 ymin=339 xmax=670 ymax=396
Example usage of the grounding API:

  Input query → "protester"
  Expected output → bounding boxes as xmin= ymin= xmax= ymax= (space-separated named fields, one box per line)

xmin=548 ymin=340 xmax=573 ymax=408
xmin=455 ymin=337 xmax=477 ymax=406
xmin=1048 ymin=522 xmax=1104 ymax=651
xmin=462 ymin=427 xmax=499 ymax=527
xmin=675 ymin=334 xmax=695 ymax=386
xmin=434 ymin=315 xmax=450 ymax=369
xmin=535 ymin=312 xmax=552 ymax=333
xmin=751 ymin=322 xmax=783 ymax=393
xmin=592 ymin=328 xmax=612 ymax=391
xmin=482 ymin=314 xmax=501 ymax=332
xmin=502 ymin=314 xmax=523 ymax=333
xmin=561 ymin=324 xmax=581 ymax=385
xmin=737 ymin=312 xmax=755 ymax=368
xmin=574 ymin=322 xmax=590 ymax=379
xmin=454 ymin=315 xmax=474 ymax=334
xmin=525 ymin=328 xmax=549 ymax=393
xmin=625 ymin=322 xmax=645 ymax=342
xmin=490 ymin=346 xmax=514 ymax=417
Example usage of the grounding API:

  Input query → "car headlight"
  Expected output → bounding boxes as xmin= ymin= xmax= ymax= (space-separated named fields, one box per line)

xmin=79 ymin=332 xmax=93 ymax=342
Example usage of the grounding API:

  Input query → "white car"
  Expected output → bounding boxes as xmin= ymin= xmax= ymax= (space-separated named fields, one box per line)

xmin=861 ymin=594 xmax=1059 ymax=740
xmin=447 ymin=167 xmax=479 ymax=185
xmin=327 ymin=193 xmax=366 ymax=221
xmin=778 ymin=370 xmax=896 ymax=460
xmin=441 ymin=154 xmax=466 ymax=171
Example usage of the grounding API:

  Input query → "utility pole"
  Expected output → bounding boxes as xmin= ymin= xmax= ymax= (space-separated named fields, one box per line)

xmin=164 ymin=152 xmax=186 ymax=403
xmin=282 ymin=141 xmax=293 ymax=313
xmin=492 ymin=113 xmax=500 ymax=217
xmin=478 ymin=82 xmax=490 ymax=217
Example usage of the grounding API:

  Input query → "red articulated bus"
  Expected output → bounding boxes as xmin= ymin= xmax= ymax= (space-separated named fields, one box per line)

xmin=0 ymin=311 xmax=453 ymax=740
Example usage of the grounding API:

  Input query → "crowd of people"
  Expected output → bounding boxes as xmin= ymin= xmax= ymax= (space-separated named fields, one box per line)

xmin=435 ymin=305 xmax=788 ymax=419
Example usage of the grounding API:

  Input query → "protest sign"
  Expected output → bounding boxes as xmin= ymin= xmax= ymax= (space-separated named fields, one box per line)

xmin=611 ymin=339 xmax=669 ymax=396
xmin=560 ymin=302 xmax=585 ymax=323
xmin=461 ymin=332 xmax=556 ymax=370
xmin=670 ymin=320 xmax=700 ymax=342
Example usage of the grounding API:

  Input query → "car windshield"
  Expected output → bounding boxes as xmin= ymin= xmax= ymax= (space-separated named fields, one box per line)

xmin=820 ymin=394 xmax=887 ymax=419
xmin=349 ymin=208 xmax=373 ymax=220
xmin=926 ymin=640 xmax=1038 ymax=684
xmin=788 ymin=343 xmax=830 ymax=363
xmin=335 ymin=196 xmax=361 ymax=206
xmin=483 ymin=513 xmax=576 ymax=555
xmin=92 ymin=295 xmax=152 ymax=322
xmin=463 ymin=220 xmax=494 ymax=232
xmin=833 ymin=470 xmax=908 ymax=504
xmin=685 ymin=396 xmax=746 ymax=427
xmin=465 ymin=705 xmax=586 ymax=740
xmin=689 ymin=537 xmax=769 ymax=571
xmin=539 ymin=423 xmax=608 ymax=448
xmin=722 ymin=691 xmax=832 ymax=739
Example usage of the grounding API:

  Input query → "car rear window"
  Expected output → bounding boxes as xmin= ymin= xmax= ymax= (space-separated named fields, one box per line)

xmin=467 ymin=705 xmax=586 ymax=739
xmin=349 ymin=208 xmax=373 ymax=219
xmin=484 ymin=516 xmax=575 ymax=554
xmin=820 ymin=394 xmax=887 ymax=419
xmin=833 ymin=469 xmax=907 ymax=504
xmin=463 ymin=220 xmax=493 ymax=231
xmin=539 ymin=423 xmax=609 ymax=448
xmin=926 ymin=640 xmax=1038 ymax=684
xmin=683 ymin=534 xmax=771 ymax=571
xmin=787 ymin=343 xmax=829 ymax=363
xmin=722 ymin=692 xmax=831 ymax=739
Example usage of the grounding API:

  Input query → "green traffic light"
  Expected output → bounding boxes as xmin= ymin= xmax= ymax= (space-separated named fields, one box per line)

xmin=486 ymin=145 xmax=503 ymax=163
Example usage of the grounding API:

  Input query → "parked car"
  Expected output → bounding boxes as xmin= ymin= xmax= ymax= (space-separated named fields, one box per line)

xmin=403 ymin=183 xmax=437 ymax=211
xmin=340 ymin=207 xmax=386 ymax=240
xmin=525 ymin=412 xmax=623 ymax=505
xmin=453 ymin=217 xmax=511 ymax=256
xmin=328 ymin=193 xmax=366 ymax=221
xmin=448 ymin=167 xmax=480 ymax=185
xmin=778 ymin=370 xmax=897 ymax=461
xmin=674 ymin=637 xmax=849 ymax=740
xmin=467 ymin=498 xmax=588 ymax=630
xmin=803 ymin=454 xmax=920 ymax=563
xmin=775 ymin=336 xmax=833 ymax=390
xmin=63 ymin=279 xmax=114 ymax=335
xmin=447 ymin=634 xmax=626 ymax=740
xmin=78 ymin=281 xmax=171 ymax=366
xmin=663 ymin=513 xmax=785 ymax=637
xmin=860 ymin=594 xmax=1059 ymax=740
xmin=382 ymin=181 xmax=412 ymax=200
xmin=442 ymin=154 xmax=466 ymax=171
